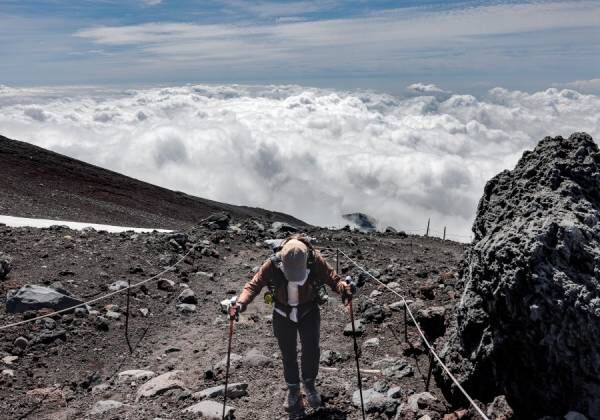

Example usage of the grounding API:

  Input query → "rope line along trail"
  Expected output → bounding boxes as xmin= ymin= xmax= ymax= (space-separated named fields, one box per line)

xmin=0 ymin=245 xmax=197 ymax=330
xmin=336 ymin=248 xmax=491 ymax=420
xmin=0 ymin=215 xmax=215 ymax=331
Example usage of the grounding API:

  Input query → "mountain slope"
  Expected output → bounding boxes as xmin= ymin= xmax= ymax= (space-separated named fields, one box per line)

xmin=0 ymin=134 xmax=306 ymax=229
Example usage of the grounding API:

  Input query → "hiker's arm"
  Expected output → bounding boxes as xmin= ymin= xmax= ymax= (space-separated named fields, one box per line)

xmin=237 ymin=258 xmax=271 ymax=310
xmin=315 ymin=251 xmax=346 ymax=294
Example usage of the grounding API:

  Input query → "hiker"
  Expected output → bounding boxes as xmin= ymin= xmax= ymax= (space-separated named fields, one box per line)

xmin=232 ymin=234 xmax=352 ymax=416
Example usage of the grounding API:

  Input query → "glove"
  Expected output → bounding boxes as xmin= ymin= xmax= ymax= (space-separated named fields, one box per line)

xmin=229 ymin=303 xmax=242 ymax=321
xmin=340 ymin=281 xmax=353 ymax=304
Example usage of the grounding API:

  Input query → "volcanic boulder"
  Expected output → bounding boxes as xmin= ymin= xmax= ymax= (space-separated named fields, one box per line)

xmin=440 ymin=133 xmax=600 ymax=418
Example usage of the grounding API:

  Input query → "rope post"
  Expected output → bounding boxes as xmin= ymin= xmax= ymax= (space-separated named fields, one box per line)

xmin=443 ymin=226 xmax=446 ymax=242
xmin=125 ymin=277 xmax=133 ymax=354
xmin=425 ymin=351 xmax=434 ymax=391
xmin=403 ymin=304 xmax=408 ymax=342
xmin=348 ymin=297 xmax=366 ymax=420
xmin=425 ymin=218 xmax=430 ymax=237
xmin=336 ymin=248 xmax=339 ymax=273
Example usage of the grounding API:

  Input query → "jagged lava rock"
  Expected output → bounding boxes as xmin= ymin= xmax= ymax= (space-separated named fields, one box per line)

xmin=440 ymin=133 xmax=600 ymax=418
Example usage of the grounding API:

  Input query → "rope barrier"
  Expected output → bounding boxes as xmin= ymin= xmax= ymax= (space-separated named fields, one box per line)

xmin=0 ymin=245 xmax=197 ymax=330
xmin=336 ymin=248 xmax=490 ymax=420
xmin=0 ymin=214 xmax=221 ymax=330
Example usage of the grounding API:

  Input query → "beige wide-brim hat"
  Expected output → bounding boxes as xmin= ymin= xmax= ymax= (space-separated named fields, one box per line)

xmin=280 ymin=239 xmax=309 ymax=283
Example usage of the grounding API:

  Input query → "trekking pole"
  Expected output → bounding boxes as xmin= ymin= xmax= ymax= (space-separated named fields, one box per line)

xmin=343 ymin=279 xmax=366 ymax=420
xmin=222 ymin=297 xmax=239 ymax=420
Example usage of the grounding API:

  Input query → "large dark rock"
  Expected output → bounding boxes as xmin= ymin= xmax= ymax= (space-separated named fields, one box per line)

xmin=6 ymin=284 xmax=85 ymax=313
xmin=440 ymin=133 xmax=600 ymax=418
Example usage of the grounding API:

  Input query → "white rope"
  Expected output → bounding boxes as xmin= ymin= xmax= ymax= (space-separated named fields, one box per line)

xmin=337 ymin=248 xmax=490 ymax=420
xmin=0 ymin=245 xmax=197 ymax=330
xmin=0 ymin=215 xmax=220 ymax=330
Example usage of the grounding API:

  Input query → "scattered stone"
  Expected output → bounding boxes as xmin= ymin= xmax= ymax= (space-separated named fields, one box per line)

xmin=270 ymin=221 xmax=298 ymax=234
xmin=2 ymin=369 xmax=14 ymax=377
xmin=387 ymin=386 xmax=403 ymax=399
xmin=136 ymin=370 xmax=185 ymax=401
xmin=0 ymin=253 xmax=12 ymax=280
xmin=74 ymin=307 xmax=88 ymax=318
xmin=363 ymin=338 xmax=380 ymax=348
xmin=95 ymin=316 xmax=109 ymax=331
xmin=193 ymin=383 xmax=248 ymax=400
xmin=381 ymin=358 xmax=414 ymax=379
xmin=118 ymin=369 xmax=156 ymax=383
xmin=92 ymin=383 xmax=110 ymax=394
xmin=139 ymin=308 xmax=149 ymax=317
xmin=108 ymin=280 xmax=128 ymax=291
xmin=418 ymin=281 xmax=436 ymax=299
xmin=353 ymin=388 xmax=397 ymax=414
xmin=3 ymin=355 xmax=18 ymax=365
xmin=32 ymin=329 xmax=67 ymax=345
xmin=90 ymin=400 xmax=124 ymax=415
xmin=215 ymin=353 xmax=243 ymax=372
xmin=13 ymin=336 xmax=28 ymax=351
xmin=344 ymin=319 xmax=365 ymax=336
xmin=205 ymin=213 xmax=231 ymax=230
xmin=176 ymin=304 xmax=197 ymax=314
xmin=370 ymin=290 xmax=383 ymax=298
xmin=178 ymin=288 xmax=197 ymax=304
xmin=157 ymin=278 xmax=176 ymax=292
xmin=183 ymin=400 xmax=234 ymax=419
xmin=363 ymin=304 xmax=387 ymax=323
xmin=105 ymin=310 xmax=121 ymax=320
xmin=415 ymin=306 xmax=446 ymax=339
xmin=6 ymin=285 xmax=84 ymax=313
xmin=565 ymin=412 xmax=589 ymax=420
xmin=320 ymin=350 xmax=348 ymax=366
xmin=194 ymin=271 xmax=215 ymax=280
xmin=104 ymin=304 xmax=119 ymax=312
xmin=373 ymin=381 xmax=389 ymax=393
xmin=242 ymin=348 xmax=271 ymax=367
xmin=389 ymin=301 xmax=405 ymax=312
xmin=486 ymin=395 xmax=514 ymax=420
xmin=398 ymin=392 xmax=445 ymax=417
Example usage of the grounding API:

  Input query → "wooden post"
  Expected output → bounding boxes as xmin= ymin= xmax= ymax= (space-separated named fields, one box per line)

xmin=336 ymin=248 xmax=339 ymax=273
xmin=443 ymin=226 xmax=446 ymax=242
xmin=403 ymin=304 xmax=408 ymax=342
xmin=425 ymin=351 xmax=434 ymax=391
xmin=425 ymin=218 xmax=430 ymax=237
xmin=125 ymin=278 xmax=133 ymax=354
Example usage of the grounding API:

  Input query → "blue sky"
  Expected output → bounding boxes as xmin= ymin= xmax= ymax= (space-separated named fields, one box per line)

xmin=0 ymin=0 xmax=599 ymax=93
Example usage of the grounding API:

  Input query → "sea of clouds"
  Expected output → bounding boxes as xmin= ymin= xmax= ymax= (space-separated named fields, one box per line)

xmin=1 ymin=83 xmax=598 ymax=240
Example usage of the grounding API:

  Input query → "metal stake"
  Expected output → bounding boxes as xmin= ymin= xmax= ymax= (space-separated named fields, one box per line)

xmin=426 ymin=351 xmax=434 ymax=391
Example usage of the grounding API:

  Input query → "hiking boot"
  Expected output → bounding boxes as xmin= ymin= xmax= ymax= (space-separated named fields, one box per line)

xmin=303 ymin=379 xmax=322 ymax=409
xmin=286 ymin=383 xmax=304 ymax=416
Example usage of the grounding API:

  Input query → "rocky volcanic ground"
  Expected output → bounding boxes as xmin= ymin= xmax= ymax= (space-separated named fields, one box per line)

xmin=0 ymin=216 xmax=476 ymax=420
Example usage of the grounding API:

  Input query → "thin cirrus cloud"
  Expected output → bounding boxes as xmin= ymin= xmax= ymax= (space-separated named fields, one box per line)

xmin=67 ymin=1 xmax=600 ymax=89
xmin=0 ymin=82 xmax=598 ymax=240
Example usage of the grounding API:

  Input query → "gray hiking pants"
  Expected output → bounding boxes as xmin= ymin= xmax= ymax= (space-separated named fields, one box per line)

xmin=273 ymin=306 xmax=320 ymax=385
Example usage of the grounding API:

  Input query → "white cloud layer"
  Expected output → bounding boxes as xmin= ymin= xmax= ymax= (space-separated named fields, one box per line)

xmin=0 ymin=83 xmax=598 ymax=240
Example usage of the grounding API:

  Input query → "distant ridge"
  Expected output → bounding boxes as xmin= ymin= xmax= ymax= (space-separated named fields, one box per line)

xmin=0 ymin=134 xmax=306 ymax=229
